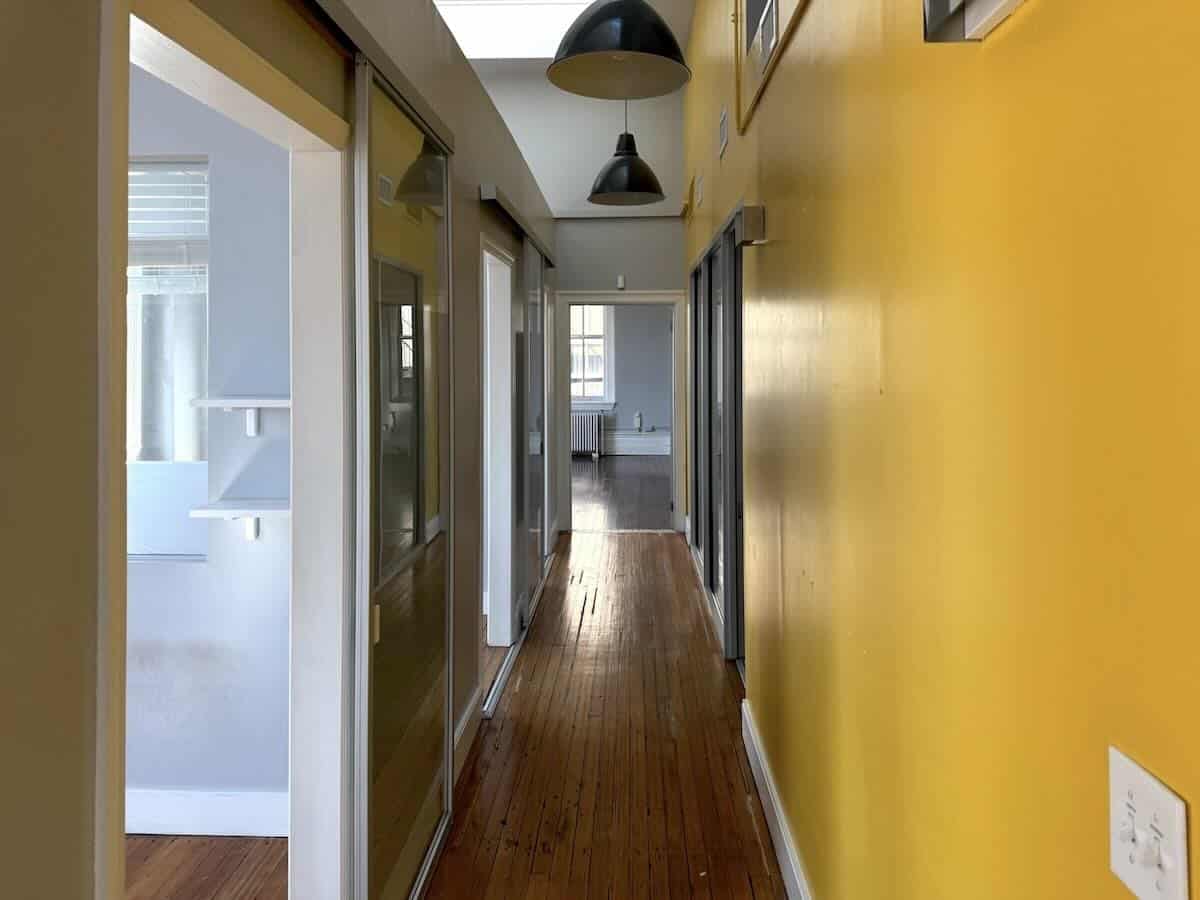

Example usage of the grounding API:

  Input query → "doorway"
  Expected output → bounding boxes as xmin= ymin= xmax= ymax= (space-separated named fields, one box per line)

xmin=479 ymin=236 xmax=554 ymax=719
xmin=123 ymin=13 xmax=349 ymax=899
xmin=569 ymin=302 xmax=675 ymax=531
xmin=556 ymin=291 xmax=687 ymax=537
xmin=482 ymin=247 xmax=515 ymax=697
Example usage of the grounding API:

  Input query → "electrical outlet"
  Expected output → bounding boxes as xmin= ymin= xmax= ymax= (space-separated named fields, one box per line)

xmin=1109 ymin=747 xmax=1190 ymax=900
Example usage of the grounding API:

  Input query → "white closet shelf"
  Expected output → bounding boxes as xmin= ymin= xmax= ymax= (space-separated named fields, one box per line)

xmin=190 ymin=499 xmax=290 ymax=541
xmin=192 ymin=395 xmax=291 ymax=408
xmin=191 ymin=396 xmax=291 ymax=437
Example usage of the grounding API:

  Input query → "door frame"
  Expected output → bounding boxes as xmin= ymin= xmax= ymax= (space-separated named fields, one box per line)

xmin=555 ymin=289 xmax=687 ymax=534
xmin=480 ymin=240 xmax=518 ymax=649
xmin=103 ymin=10 xmax=355 ymax=899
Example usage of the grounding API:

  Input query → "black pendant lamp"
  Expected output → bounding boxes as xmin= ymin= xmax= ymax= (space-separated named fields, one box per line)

xmin=589 ymin=101 xmax=665 ymax=206
xmin=548 ymin=0 xmax=690 ymax=100
xmin=395 ymin=138 xmax=445 ymax=207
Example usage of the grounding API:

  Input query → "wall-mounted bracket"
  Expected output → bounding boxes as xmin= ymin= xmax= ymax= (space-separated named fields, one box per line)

xmin=737 ymin=205 xmax=767 ymax=247
xmin=189 ymin=499 xmax=290 ymax=541
xmin=925 ymin=0 xmax=1024 ymax=41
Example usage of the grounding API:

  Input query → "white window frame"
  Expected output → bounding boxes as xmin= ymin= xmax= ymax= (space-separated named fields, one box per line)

xmin=569 ymin=304 xmax=616 ymax=409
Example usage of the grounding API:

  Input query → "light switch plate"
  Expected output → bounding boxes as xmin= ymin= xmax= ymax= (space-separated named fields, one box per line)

xmin=1110 ymin=747 xmax=1190 ymax=900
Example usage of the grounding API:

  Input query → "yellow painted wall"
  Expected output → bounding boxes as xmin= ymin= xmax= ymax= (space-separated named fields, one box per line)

xmin=1 ymin=1 xmax=129 ymax=896
xmin=684 ymin=0 xmax=1200 ymax=896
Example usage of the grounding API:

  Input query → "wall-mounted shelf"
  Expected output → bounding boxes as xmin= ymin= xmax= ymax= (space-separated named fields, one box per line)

xmin=192 ymin=396 xmax=291 ymax=437
xmin=190 ymin=498 xmax=290 ymax=541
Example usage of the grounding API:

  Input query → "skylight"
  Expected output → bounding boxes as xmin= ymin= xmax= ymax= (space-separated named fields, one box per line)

xmin=435 ymin=0 xmax=590 ymax=59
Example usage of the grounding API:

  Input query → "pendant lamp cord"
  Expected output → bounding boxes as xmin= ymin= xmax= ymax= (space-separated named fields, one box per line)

xmin=624 ymin=99 xmax=629 ymax=133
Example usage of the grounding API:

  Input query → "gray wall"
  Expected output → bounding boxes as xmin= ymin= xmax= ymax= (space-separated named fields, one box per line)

xmin=611 ymin=305 xmax=673 ymax=431
xmin=126 ymin=65 xmax=290 ymax=806
xmin=555 ymin=217 xmax=685 ymax=292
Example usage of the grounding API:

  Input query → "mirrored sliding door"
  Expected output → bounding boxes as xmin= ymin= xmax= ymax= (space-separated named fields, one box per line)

xmin=356 ymin=59 xmax=452 ymax=900
xmin=524 ymin=241 xmax=546 ymax=584
xmin=690 ymin=217 xmax=745 ymax=663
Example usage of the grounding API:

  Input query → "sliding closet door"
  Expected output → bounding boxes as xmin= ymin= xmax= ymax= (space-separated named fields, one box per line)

xmin=355 ymin=60 xmax=452 ymax=900
xmin=708 ymin=245 xmax=726 ymax=613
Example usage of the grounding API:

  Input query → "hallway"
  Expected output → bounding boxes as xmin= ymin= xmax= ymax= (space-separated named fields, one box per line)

xmin=427 ymin=532 xmax=783 ymax=899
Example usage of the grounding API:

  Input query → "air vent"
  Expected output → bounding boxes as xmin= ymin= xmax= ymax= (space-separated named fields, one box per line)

xmin=378 ymin=174 xmax=395 ymax=206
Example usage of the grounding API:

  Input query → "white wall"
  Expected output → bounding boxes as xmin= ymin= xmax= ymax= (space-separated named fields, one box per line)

xmin=610 ymin=305 xmax=673 ymax=433
xmin=473 ymin=60 xmax=684 ymax=219
xmin=126 ymin=64 xmax=290 ymax=833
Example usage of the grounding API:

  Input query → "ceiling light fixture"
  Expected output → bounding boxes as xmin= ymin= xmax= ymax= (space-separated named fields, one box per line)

xmin=588 ymin=101 xmax=665 ymax=206
xmin=547 ymin=0 xmax=691 ymax=99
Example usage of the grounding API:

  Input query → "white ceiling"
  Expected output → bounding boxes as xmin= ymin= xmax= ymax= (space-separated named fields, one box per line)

xmin=435 ymin=0 xmax=695 ymax=59
xmin=436 ymin=0 xmax=694 ymax=219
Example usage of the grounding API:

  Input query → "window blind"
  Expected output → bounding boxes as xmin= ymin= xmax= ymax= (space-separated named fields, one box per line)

xmin=128 ymin=161 xmax=209 ymax=241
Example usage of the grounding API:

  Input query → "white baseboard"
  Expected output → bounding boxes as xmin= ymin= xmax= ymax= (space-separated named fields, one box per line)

xmin=424 ymin=513 xmax=442 ymax=544
xmin=742 ymin=701 xmax=815 ymax=900
xmin=603 ymin=429 xmax=671 ymax=456
xmin=126 ymin=788 xmax=288 ymax=837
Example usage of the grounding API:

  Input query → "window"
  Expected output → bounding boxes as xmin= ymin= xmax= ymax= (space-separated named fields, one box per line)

xmin=127 ymin=160 xmax=210 ymax=558
xmin=127 ymin=161 xmax=210 ymax=462
xmin=570 ymin=304 xmax=613 ymax=403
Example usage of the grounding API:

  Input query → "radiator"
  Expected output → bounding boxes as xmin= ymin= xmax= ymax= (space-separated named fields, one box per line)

xmin=571 ymin=411 xmax=604 ymax=458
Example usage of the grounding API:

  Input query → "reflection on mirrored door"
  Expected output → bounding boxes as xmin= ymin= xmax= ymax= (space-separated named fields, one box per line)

xmin=357 ymin=60 xmax=451 ymax=900
xmin=378 ymin=262 xmax=422 ymax=579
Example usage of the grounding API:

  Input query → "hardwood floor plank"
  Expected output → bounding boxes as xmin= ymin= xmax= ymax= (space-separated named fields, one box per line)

xmin=125 ymin=836 xmax=285 ymax=900
xmin=571 ymin=455 xmax=673 ymax=532
xmin=428 ymin=532 xmax=784 ymax=899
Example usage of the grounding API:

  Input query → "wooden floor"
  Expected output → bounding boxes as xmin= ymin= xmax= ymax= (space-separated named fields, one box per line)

xmin=571 ymin=455 xmax=674 ymax=532
xmin=426 ymin=532 xmax=784 ymax=899
xmin=125 ymin=836 xmax=286 ymax=899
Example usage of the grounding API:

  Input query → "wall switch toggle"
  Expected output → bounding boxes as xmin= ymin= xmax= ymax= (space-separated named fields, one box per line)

xmin=1109 ymin=747 xmax=1189 ymax=899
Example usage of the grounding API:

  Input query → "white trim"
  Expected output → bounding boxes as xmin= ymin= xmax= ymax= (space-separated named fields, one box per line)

xmin=125 ymin=789 xmax=289 ymax=837
xmin=604 ymin=429 xmax=671 ymax=456
xmin=291 ymin=148 xmax=352 ymax=900
xmin=741 ymin=701 xmax=815 ymax=900
xmin=425 ymin=513 xmax=443 ymax=544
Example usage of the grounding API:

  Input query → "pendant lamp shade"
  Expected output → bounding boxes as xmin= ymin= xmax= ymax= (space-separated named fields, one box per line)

xmin=395 ymin=138 xmax=445 ymax=207
xmin=548 ymin=0 xmax=690 ymax=100
xmin=588 ymin=132 xmax=665 ymax=206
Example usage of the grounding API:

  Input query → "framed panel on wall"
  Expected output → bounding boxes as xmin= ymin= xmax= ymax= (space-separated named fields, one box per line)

xmin=735 ymin=0 xmax=810 ymax=131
